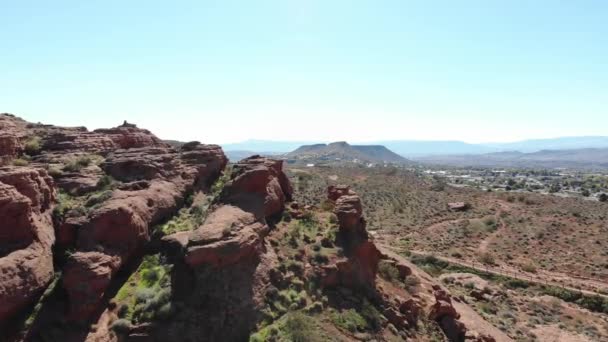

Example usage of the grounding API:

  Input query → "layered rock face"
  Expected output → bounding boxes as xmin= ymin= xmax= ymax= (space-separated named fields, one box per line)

xmin=94 ymin=121 xmax=165 ymax=150
xmin=219 ymin=155 xmax=293 ymax=218
xmin=152 ymin=156 xmax=292 ymax=341
xmin=62 ymin=144 xmax=227 ymax=320
xmin=0 ymin=113 xmax=229 ymax=326
xmin=0 ymin=167 xmax=56 ymax=323
xmin=0 ymin=114 xmax=26 ymax=163
xmin=185 ymin=155 xmax=292 ymax=268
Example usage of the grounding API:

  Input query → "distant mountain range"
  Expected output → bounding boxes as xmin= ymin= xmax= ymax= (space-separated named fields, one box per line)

xmin=284 ymin=141 xmax=410 ymax=165
xmin=221 ymin=136 xmax=608 ymax=157
xmin=415 ymin=148 xmax=608 ymax=170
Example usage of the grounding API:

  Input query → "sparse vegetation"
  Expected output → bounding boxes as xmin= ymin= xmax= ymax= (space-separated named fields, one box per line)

xmin=12 ymin=158 xmax=29 ymax=166
xmin=24 ymin=136 xmax=42 ymax=155
xmin=63 ymin=156 xmax=92 ymax=172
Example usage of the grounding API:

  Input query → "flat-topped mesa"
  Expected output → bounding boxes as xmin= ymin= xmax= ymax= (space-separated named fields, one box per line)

xmin=185 ymin=156 xmax=292 ymax=268
xmin=0 ymin=167 xmax=56 ymax=323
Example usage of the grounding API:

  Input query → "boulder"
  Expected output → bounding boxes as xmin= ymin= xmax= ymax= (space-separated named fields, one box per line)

xmin=429 ymin=287 xmax=460 ymax=320
xmin=185 ymin=205 xmax=268 ymax=267
xmin=221 ymin=156 xmax=292 ymax=218
xmin=448 ymin=202 xmax=470 ymax=211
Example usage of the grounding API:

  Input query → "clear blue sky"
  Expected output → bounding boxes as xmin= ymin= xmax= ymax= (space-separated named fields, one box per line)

xmin=1 ymin=1 xmax=606 ymax=144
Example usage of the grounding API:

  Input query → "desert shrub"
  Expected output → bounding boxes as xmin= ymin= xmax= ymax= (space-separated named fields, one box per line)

xmin=599 ymin=193 xmax=608 ymax=202
xmin=521 ymin=263 xmax=537 ymax=273
xmin=503 ymin=279 xmax=529 ymax=289
xmin=110 ymin=319 xmax=132 ymax=334
xmin=12 ymin=158 xmax=29 ymax=166
xmin=331 ymin=308 xmax=368 ymax=332
xmin=85 ymin=190 xmax=113 ymax=207
xmin=24 ymin=136 xmax=42 ymax=155
xmin=478 ymin=252 xmax=496 ymax=265
xmin=378 ymin=261 xmax=400 ymax=283
xmin=135 ymin=288 xmax=155 ymax=304
xmin=52 ymin=191 xmax=78 ymax=219
xmin=48 ymin=166 xmax=63 ymax=177
xmin=63 ymin=156 xmax=92 ymax=172
xmin=284 ymin=312 xmax=318 ymax=342
xmin=479 ymin=302 xmax=497 ymax=315
xmin=96 ymin=175 xmax=115 ymax=190
xmin=360 ymin=299 xmax=382 ymax=331
xmin=320 ymin=199 xmax=334 ymax=211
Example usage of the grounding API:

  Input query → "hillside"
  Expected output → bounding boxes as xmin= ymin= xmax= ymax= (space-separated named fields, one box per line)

xmin=415 ymin=148 xmax=608 ymax=170
xmin=285 ymin=141 xmax=411 ymax=165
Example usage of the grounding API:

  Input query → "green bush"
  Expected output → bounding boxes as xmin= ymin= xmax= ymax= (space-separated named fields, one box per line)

xmin=85 ymin=190 xmax=113 ymax=207
xmin=378 ymin=261 xmax=400 ymax=283
xmin=24 ymin=136 xmax=42 ymax=155
xmin=48 ymin=166 xmax=63 ymax=177
xmin=331 ymin=308 xmax=368 ymax=332
xmin=478 ymin=252 xmax=496 ymax=265
xmin=284 ymin=312 xmax=318 ymax=342
xmin=63 ymin=156 xmax=92 ymax=172
xmin=96 ymin=175 xmax=114 ymax=190
xmin=360 ymin=299 xmax=382 ymax=331
xmin=12 ymin=158 xmax=29 ymax=166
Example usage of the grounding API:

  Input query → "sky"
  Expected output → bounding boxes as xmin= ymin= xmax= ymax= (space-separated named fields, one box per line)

xmin=1 ymin=1 xmax=606 ymax=144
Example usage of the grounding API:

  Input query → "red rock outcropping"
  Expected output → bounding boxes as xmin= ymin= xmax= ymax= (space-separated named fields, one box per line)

xmin=0 ymin=167 xmax=56 ymax=323
xmin=185 ymin=155 xmax=292 ymax=268
xmin=318 ymin=187 xmax=381 ymax=290
xmin=62 ymin=145 xmax=227 ymax=320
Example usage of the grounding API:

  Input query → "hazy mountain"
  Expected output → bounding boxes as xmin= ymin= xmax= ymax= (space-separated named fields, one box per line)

xmin=415 ymin=148 xmax=608 ymax=170
xmin=223 ymin=150 xmax=281 ymax=162
xmin=222 ymin=137 xmax=608 ymax=157
xmin=221 ymin=140 xmax=319 ymax=153
xmin=285 ymin=141 xmax=410 ymax=164
xmin=484 ymin=136 xmax=608 ymax=153
xmin=372 ymin=140 xmax=496 ymax=157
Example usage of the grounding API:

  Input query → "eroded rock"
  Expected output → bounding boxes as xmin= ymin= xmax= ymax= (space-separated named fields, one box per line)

xmin=0 ymin=167 xmax=56 ymax=323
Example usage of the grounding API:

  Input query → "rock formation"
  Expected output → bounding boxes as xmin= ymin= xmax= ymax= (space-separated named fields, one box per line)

xmin=62 ymin=147 xmax=227 ymax=320
xmin=0 ymin=113 xmax=228 ymax=329
xmin=0 ymin=167 xmax=56 ymax=323
xmin=318 ymin=186 xmax=381 ymax=290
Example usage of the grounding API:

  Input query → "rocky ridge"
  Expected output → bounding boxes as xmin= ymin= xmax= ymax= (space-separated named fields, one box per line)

xmin=0 ymin=113 xmax=508 ymax=342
